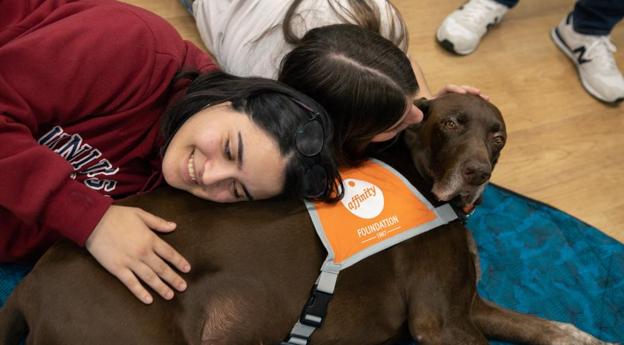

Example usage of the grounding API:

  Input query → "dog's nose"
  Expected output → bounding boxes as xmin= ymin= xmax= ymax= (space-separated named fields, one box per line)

xmin=462 ymin=162 xmax=491 ymax=185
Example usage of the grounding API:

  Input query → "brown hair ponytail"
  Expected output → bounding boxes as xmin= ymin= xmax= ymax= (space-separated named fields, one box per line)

xmin=282 ymin=0 xmax=408 ymax=50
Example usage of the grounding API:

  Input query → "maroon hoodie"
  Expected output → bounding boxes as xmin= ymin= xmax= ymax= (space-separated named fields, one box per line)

xmin=0 ymin=0 xmax=217 ymax=261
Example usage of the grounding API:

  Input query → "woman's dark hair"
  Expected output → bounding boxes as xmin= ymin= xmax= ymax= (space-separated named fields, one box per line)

xmin=279 ymin=23 xmax=419 ymax=167
xmin=162 ymin=71 xmax=343 ymax=202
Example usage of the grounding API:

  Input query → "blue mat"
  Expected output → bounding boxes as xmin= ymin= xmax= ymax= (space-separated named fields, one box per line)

xmin=469 ymin=185 xmax=623 ymax=344
xmin=0 ymin=263 xmax=30 ymax=307
xmin=1 ymin=184 xmax=623 ymax=343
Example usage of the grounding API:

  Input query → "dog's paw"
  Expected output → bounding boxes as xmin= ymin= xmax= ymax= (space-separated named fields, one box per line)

xmin=550 ymin=322 xmax=619 ymax=345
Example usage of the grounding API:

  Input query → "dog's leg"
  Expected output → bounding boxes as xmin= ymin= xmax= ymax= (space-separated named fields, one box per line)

xmin=188 ymin=276 xmax=301 ymax=345
xmin=408 ymin=314 xmax=488 ymax=345
xmin=472 ymin=297 xmax=620 ymax=345
xmin=0 ymin=292 xmax=27 ymax=345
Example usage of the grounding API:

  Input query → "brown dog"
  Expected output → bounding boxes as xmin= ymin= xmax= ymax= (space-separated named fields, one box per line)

xmin=0 ymin=94 xmax=616 ymax=345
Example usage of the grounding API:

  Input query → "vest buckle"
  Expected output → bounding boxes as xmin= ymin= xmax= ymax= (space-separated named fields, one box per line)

xmin=300 ymin=286 xmax=333 ymax=327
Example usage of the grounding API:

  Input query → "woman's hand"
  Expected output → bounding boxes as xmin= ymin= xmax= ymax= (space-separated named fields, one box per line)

xmin=433 ymin=84 xmax=490 ymax=101
xmin=86 ymin=205 xmax=191 ymax=304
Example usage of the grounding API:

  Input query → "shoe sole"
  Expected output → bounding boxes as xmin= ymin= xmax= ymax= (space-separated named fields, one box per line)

xmin=436 ymin=28 xmax=477 ymax=55
xmin=550 ymin=28 xmax=624 ymax=104
xmin=435 ymin=15 xmax=502 ymax=56
xmin=435 ymin=31 xmax=475 ymax=55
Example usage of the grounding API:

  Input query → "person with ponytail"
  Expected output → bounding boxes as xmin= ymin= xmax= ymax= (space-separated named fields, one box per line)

xmin=185 ymin=0 xmax=487 ymax=166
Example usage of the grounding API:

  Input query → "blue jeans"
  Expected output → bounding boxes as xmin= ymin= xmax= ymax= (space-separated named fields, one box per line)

xmin=494 ymin=0 xmax=624 ymax=35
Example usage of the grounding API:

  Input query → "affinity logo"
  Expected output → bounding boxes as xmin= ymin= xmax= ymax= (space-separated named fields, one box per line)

xmin=340 ymin=178 xmax=385 ymax=219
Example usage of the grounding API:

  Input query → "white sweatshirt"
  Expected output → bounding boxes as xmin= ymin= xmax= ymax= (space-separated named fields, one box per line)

xmin=193 ymin=0 xmax=406 ymax=78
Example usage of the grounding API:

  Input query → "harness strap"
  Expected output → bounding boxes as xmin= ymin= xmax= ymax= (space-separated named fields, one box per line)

xmin=280 ymin=322 xmax=317 ymax=345
xmin=435 ymin=203 xmax=459 ymax=224
xmin=282 ymin=271 xmax=339 ymax=345
xmin=281 ymin=159 xmax=462 ymax=345
xmin=316 ymin=270 xmax=338 ymax=294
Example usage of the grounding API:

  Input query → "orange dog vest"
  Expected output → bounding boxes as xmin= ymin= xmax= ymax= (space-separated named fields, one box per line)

xmin=306 ymin=159 xmax=458 ymax=273
xmin=283 ymin=160 xmax=459 ymax=345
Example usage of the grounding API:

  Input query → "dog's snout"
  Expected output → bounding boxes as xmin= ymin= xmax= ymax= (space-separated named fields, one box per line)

xmin=462 ymin=161 xmax=491 ymax=186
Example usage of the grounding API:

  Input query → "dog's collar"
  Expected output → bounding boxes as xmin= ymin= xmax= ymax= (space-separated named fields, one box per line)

xmin=413 ymin=183 xmax=475 ymax=224
xmin=451 ymin=203 xmax=475 ymax=223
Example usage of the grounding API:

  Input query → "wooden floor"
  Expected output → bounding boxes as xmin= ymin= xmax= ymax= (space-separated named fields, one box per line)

xmin=122 ymin=0 xmax=624 ymax=242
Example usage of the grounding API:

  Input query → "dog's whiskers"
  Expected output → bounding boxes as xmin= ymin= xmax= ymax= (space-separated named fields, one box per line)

xmin=432 ymin=167 xmax=464 ymax=201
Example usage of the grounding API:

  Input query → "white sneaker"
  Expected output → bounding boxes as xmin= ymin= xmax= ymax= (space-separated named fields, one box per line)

xmin=551 ymin=14 xmax=624 ymax=104
xmin=436 ymin=0 xmax=509 ymax=55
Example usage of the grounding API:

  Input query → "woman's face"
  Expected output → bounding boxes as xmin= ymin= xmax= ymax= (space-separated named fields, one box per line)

xmin=162 ymin=103 xmax=289 ymax=202
xmin=370 ymin=97 xmax=424 ymax=143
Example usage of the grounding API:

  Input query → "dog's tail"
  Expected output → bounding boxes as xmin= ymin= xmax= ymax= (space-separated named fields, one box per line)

xmin=0 ymin=292 xmax=27 ymax=345
xmin=472 ymin=296 xmax=620 ymax=345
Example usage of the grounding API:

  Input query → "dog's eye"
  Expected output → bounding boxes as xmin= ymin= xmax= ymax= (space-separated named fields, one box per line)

xmin=493 ymin=135 xmax=505 ymax=146
xmin=442 ymin=119 xmax=457 ymax=129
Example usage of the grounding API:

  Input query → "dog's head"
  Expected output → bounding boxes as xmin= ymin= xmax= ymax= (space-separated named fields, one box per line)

xmin=404 ymin=93 xmax=506 ymax=209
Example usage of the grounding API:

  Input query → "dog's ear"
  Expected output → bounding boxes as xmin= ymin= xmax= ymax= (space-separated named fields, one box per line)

xmin=414 ymin=97 xmax=431 ymax=119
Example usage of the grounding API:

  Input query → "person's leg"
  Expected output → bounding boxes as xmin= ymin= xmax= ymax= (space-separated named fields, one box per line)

xmin=550 ymin=0 xmax=624 ymax=103
xmin=572 ymin=0 xmax=624 ymax=36
xmin=436 ymin=0 xmax=519 ymax=55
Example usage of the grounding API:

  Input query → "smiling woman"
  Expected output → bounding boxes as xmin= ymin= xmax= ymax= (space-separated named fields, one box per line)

xmin=0 ymin=0 xmax=339 ymax=307
xmin=163 ymin=103 xmax=285 ymax=202
xmin=161 ymin=71 xmax=341 ymax=202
